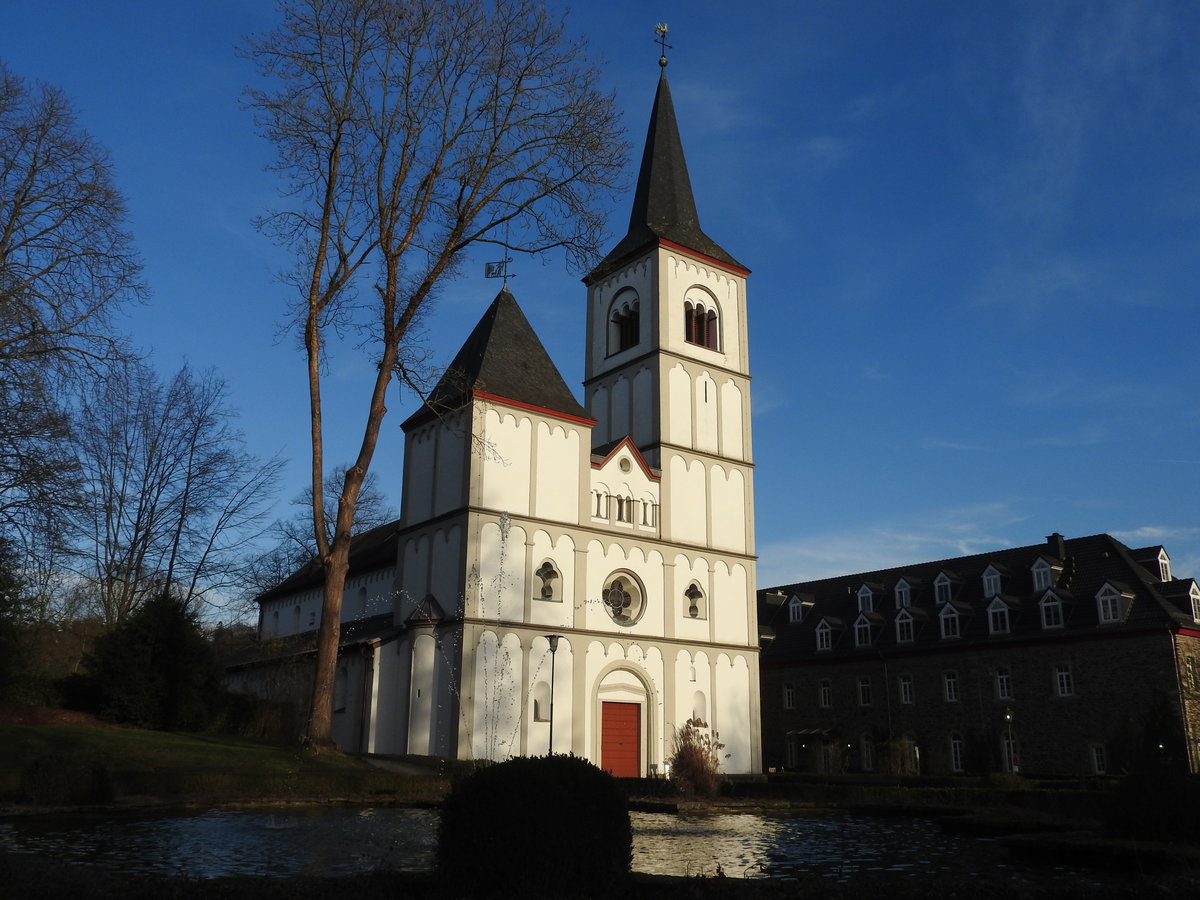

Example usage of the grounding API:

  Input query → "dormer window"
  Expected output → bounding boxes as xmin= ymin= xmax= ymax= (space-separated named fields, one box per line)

xmin=857 ymin=585 xmax=874 ymax=613
xmin=894 ymin=579 xmax=911 ymax=608
xmin=987 ymin=597 xmax=1011 ymax=635
xmin=787 ymin=595 xmax=804 ymax=623
xmin=982 ymin=565 xmax=1002 ymax=598
xmin=939 ymin=605 xmax=960 ymax=639
xmin=1032 ymin=558 xmax=1057 ymax=591
xmin=1096 ymin=583 xmax=1128 ymax=624
xmin=854 ymin=614 xmax=873 ymax=648
xmin=607 ymin=290 xmax=640 ymax=355
xmin=895 ymin=609 xmax=914 ymax=643
xmin=1040 ymin=592 xmax=1064 ymax=629
xmin=1190 ymin=584 xmax=1200 ymax=623
xmin=816 ymin=620 xmax=833 ymax=651
xmin=1158 ymin=549 xmax=1172 ymax=582
xmin=934 ymin=573 xmax=953 ymax=605
xmin=684 ymin=299 xmax=719 ymax=350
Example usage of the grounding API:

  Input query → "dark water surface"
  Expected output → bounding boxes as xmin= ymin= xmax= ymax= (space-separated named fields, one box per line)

xmin=0 ymin=806 xmax=1081 ymax=883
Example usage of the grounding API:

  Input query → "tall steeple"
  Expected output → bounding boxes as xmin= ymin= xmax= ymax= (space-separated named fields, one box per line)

xmin=588 ymin=71 xmax=743 ymax=283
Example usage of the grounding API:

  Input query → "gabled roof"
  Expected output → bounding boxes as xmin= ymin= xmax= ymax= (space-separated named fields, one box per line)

xmin=759 ymin=532 xmax=1199 ymax=663
xmin=586 ymin=71 xmax=744 ymax=283
xmin=403 ymin=288 xmax=588 ymax=430
xmin=257 ymin=519 xmax=401 ymax=602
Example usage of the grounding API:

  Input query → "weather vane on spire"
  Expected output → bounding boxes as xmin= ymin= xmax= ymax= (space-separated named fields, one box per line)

xmin=655 ymin=23 xmax=671 ymax=68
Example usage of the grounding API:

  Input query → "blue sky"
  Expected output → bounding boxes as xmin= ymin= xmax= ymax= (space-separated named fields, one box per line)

xmin=6 ymin=1 xmax=1200 ymax=588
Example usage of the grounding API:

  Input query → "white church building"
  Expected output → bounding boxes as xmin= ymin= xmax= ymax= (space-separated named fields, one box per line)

xmin=234 ymin=67 xmax=762 ymax=776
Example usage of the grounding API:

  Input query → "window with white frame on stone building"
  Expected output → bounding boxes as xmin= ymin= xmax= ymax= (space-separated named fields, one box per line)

xmin=857 ymin=676 xmax=872 ymax=706
xmin=1096 ymin=584 xmax=1123 ymax=624
xmin=860 ymin=735 xmax=875 ymax=771
xmin=788 ymin=595 xmax=803 ymax=623
xmin=1032 ymin=559 xmax=1055 ymax=591
xmin=1190 ymin=584 xmax=1200 ymax=623
xmin=934 ymin=573 xmax=953 ymax=605
xmin=818 ymin=678 xmax=832 ymax=708
xmin=1187 ymin=657 xmax=1199 ymax=691
xmin=982 ymin=566 xmax=1002 ymax=598
xmin=1040 ymin=592 xmax=1064 ymax=629
xmin=1055 ymin=663 xmax=1074 ymax=697
xmin=895 ymin=579 xmax=911 ymax=608
xmin=898 ymin=673 xmax=914 ymax=705
xmin=939 ymin=607 xmax=960 ymax=640
xmin=943 ymin=671 xmax=959 ymax=702
xmin=1090 ymin=743 xmax=1108 ymax=775
xmin=994 ymin=667 xmax=1013 ymax=700
xmin=987 ymin=598 xmax=1010 ymax=635
xmin=854 ymin=616 xmax=872 ymax=647
xmin=895 ymin=610 xmax=914 ymax=643
xmin=782 ymin=681 xmax=796 ymax=709
xmin=950 ymin=733 xmax=965 ymax=773
xmin=857 ymin=585 xmax=874 ymax=613
xmin=785 ymin=736 xmax=800 ymax=769
xmin=816 ymin=620 xmax=833 ymax=651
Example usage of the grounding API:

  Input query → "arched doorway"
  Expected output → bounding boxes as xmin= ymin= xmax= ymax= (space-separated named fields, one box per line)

xmin=594 ymin=666 xmax=652 ymax=777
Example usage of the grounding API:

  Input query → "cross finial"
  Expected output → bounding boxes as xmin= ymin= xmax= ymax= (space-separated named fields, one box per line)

xmin=655 ymin=23 xmax=671 ymax=68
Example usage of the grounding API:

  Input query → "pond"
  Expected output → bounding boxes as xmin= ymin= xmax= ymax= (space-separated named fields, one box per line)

xmin=0 ymin=806 xmax=1086 ymax=885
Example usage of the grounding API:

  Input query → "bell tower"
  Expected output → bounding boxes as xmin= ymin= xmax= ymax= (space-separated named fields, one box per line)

xmin=583 ymin=61 xmax=754 ymax=558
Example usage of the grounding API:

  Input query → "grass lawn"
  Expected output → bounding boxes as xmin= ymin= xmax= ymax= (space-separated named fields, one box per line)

xmin=0 ymin=721 xmax=446 ymax=806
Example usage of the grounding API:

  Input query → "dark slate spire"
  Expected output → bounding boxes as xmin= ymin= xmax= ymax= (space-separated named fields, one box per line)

xmin=588 ymin=70 xmax=744 ymax=282
xmin=402 ymin=288 xmax=587 ymax=430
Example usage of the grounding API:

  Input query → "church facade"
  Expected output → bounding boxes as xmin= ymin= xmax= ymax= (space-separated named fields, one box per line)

xmin=236 ymin=69 xmax=762 ymax=776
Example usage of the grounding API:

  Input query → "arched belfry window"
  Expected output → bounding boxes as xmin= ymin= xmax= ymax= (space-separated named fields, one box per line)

xmin=535 ymin=561 xmax=559 ymax=601
xmin=607 ymin=290 xmax=640 ymax=355
xmin=684 ymin=298 xmax=719 ymax=350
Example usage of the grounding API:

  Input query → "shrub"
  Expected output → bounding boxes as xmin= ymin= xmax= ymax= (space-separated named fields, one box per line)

xmin=437 ymin=754 xmax=631 ymax=896
xmin=669 ymin=717 xmax=726 ymax=798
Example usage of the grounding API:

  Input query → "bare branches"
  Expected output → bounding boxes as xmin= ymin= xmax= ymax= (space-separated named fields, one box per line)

xmin=243 ymin=0 xmax=627 ymax=746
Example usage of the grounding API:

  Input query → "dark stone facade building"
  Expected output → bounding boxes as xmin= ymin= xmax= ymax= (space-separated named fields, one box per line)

xmin=758 ymin=533 xmax=1200 ymax=777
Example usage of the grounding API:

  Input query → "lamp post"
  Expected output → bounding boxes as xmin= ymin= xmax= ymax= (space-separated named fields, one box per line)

xmin=1005 ymin=708 xmax=1014 ymax=773
xmin=545 ymin=634 xmax=561 ymax=755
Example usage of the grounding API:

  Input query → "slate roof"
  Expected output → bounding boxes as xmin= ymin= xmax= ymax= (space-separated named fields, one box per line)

xmin=402 ymin=288 xmax=587 ymax=430
xmin=760 ymin=533 xmax=1199 ymax=664
xmin=225 ymin=612 xmax=400 ymax=669
xmin=587 ymin=71 xmax=744 ymax=283
xmin=257 ymin=518 xmax=402 ymax=603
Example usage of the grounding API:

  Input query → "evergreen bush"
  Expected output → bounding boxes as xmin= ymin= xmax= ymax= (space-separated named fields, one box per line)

xmin=437 ymin=754 xmax=631 ymax=896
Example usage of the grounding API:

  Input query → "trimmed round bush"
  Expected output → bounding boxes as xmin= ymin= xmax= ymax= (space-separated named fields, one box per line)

xmin=437 ymin=754 xmax=631 ymax=896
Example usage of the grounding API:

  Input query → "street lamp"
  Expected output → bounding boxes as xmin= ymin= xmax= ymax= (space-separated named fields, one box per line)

xmin=1004 ymin=707 xmax=1015 ymax=773
xmin=545 ymin=634 xmax=561 ymax=754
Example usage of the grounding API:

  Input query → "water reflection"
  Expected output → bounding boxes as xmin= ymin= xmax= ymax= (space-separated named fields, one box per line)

xmin=0 ymin=806 xmax=1022 ymax=881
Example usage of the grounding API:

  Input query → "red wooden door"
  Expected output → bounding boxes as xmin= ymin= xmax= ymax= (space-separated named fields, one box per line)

xmin=601 ymin=701 xmax=640 ymax=777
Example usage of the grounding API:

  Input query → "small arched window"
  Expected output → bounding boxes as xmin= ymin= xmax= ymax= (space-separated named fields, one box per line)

xmin=684 ymin=299 xmax=719 ymax=350
xmin=684 ymin=583 xmax=705 ymax=619
xmin=607 ymin=291 xmax=640 ymax=355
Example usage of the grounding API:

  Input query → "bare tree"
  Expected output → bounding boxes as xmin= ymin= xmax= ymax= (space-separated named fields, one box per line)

xmin=70 ymin=361 xmax=284 ymax=626
xmin=242 ymin=0 xmax=626 ymax=747
xmin=0 ymin=62 xmax=144 ymax=551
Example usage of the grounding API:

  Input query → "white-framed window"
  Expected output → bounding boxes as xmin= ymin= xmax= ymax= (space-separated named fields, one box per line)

xmin=788 ymin=595 xmax=804 ymax=623
xmin=1040 ymin=592 xmax=1064 ymax=629
xmin=934 ymin=573 xmax=953 ymax=605
xmin=818 ymin=678 xmax=832 ymax=708
xmin=785 ymin=736 xmax=800 ymax=769
xmin=939 ymin=606 xmax=960 ymax=640
xmin=854 ymin=615 xmax=872 ymax=648
xmin=982 ymin=565 xmax=1002 ymax=598
xmin=1002 ymin=732 xmax=1019 ymax=773
xmin=1055 ymin=662 xmax=1074 ymax=697
xmin=857 ymin=676 xmax=872 ymax=706
xmin=1158 ymin=549 xmax=1172 ymax=582
xmin=949 ymin=733 xmax=965 ymax=773
xmin=987 ymin=597 xmax=1011 ymax=635
xmin=857 ymin=585 xmax=874 ymax=613
xmin=894 ymin=579 xmax=911 ymax=608
xmin=895 ymin=610 xmax=914 ymax=644
xmin=861 ymin=735 xmax=875 ymax=771
xmin=782 ymin=681 xmax=796 ymax=710
xmin=1187 ymin=657 xmax=1199 ymax=691
xmin=995 ymin=667 xmax=1013 ymax=700
xmin=1096 ymin=584 xmax=1123 ymax=624
xmin=1090 ymin=743 xmax=1108 ymax=775
xmin=1032 ymin=559 xmax=1055 ymax=591
xmin=1190 ymin=584 xmax=1200 ymax=623
xmin=899 ymin=673 xmax=914 ymax=705
xmin=943 ymin=671 xmax=959 ymax=702
xmin=816 ymin=620 xmax=833 ymax=651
